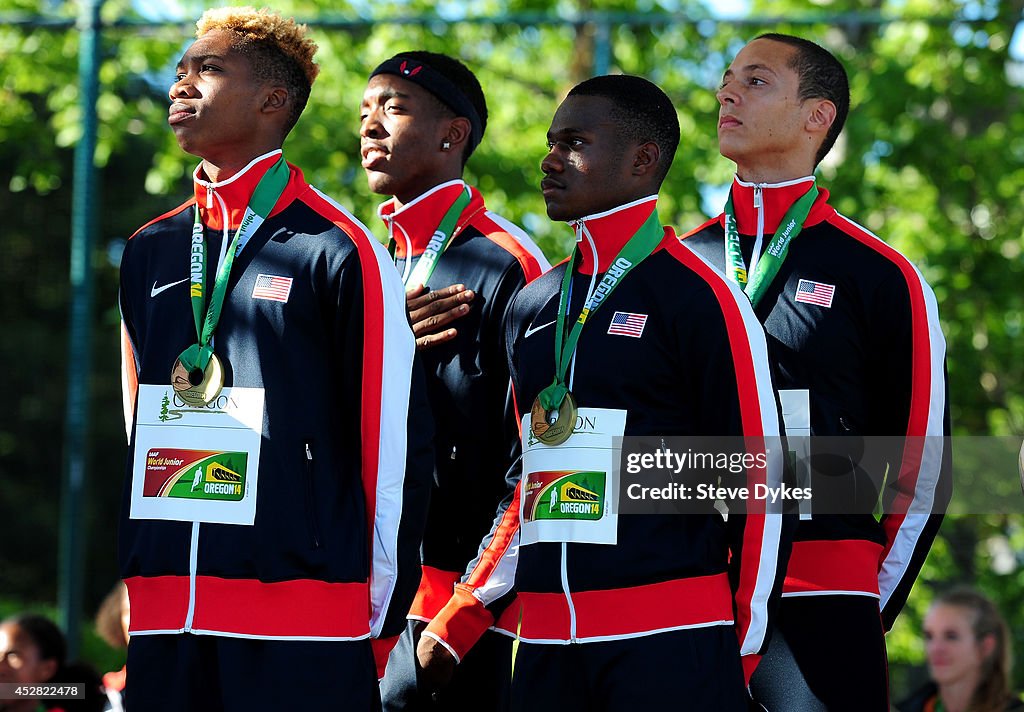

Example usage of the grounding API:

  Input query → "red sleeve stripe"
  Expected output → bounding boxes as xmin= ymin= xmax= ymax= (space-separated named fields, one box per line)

xmin=667 ymin=238 xmax=784 ymax=656
xmin=470 ymin=527 xmax=520 ymax=606
xmin=667 ymin=239 xmax=776 ymax=438
xmin=464 ymin=480 xmax=523 ymax=593
xmin=307 ymin=187 xmax=417 ymax=637
xmin=831 ymin=214 xmax=947 ymax=610
xmin=476 ymin=211 xmax=552 ymax=281
xmin=120 ymin=322 xmax=138 ymax=441
xmin=459 ymin=379 xmax=525 ymax=602
xmin=511 ymin=380 xmax=523 ymax=439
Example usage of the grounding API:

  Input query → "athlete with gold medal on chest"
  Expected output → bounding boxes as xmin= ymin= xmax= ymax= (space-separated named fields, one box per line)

xmin=117 ymin=10 xmax=432 ymax=710
xmin=169 ymin=152 xmax=290 ymax=406
xmin=418 ymin=75 xmax=787 ymax=712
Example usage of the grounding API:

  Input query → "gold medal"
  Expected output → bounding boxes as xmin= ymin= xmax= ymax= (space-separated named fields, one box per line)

xmin=171 ymin=351 xmax=225 ymax=406
xmin=530 ymin=391 xmax=578 ymax=446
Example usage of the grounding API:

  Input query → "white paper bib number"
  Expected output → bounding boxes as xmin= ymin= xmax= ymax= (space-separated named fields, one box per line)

xmin=520 ymin=407 xmax=626 ymax=546
xmin=130 ymin=384 xmax=264 ymax=525
xmin=780 ymin=389 xmax=811 ymax=520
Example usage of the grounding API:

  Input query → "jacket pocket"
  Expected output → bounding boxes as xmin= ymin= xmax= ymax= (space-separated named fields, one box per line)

xmin=304 ymin=441 xmax=321 ymax=549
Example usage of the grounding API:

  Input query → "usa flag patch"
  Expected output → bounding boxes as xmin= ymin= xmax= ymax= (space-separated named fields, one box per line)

xmin=607 ymin=311 xmax=648 ymax=338
xmin=252 ymin=274 xmax=293 ymax=303
xmin=794 ymin=279 xmax=835 ymax=308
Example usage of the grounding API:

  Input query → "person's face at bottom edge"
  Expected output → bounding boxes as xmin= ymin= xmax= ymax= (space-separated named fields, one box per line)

xmin=0 ymin=622 xmax=55 ymax=685
xmin=924 ymin=603 xmax=992 ymax=689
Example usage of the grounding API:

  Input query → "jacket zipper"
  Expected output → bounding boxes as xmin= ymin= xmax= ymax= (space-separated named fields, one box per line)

xmin=560 ymin=227 xmax=593 ymax=644
xmin=183 ymin=522 xmax=200 ymax=632
xmin=561 ymin=542 xmax=578 ymax=642
xmin=393 ymin=220 xmax=414 ymax=285
xmin=750 ymin=184 xmax=766 ymax=271
xmin=304 ymin=442 xmax=321 ymax=548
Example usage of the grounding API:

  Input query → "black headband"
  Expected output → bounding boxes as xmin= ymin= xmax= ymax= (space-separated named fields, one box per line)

xmin=370 ymin=56 xmax=484 ymax=152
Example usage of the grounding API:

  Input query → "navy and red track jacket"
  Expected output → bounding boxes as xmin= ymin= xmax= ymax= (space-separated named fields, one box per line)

xmin=423 ymin=196 xmax=786 ymax=679
xmin=118 ymin=150 xmax=433 ymax=647
xmin=682 ymin=175 xmax=951 ymax=628
xmin=378 ymin=179 xmax=549 ymax=623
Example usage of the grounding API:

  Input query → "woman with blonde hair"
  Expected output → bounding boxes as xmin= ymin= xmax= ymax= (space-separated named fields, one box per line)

xmin=94 ymin=581 xmax=128 ymax=712
xmin=899 ymin=587 xmax=1024 ymax=712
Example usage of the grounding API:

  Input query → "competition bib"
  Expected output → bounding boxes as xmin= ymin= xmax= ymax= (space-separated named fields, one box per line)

xmin=780 ymin=389 xmax=812 ymax=520
xmin=130 ymin=384 xmax=264 ymax=525
xmin=520 ymin=408 xmax=626 ymax=546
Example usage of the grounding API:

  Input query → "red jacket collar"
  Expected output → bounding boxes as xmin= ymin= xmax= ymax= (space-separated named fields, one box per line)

xmin=726 ymin=175 xmax=834 ymax=235
xmin=192 ymin=150 xmax=300 ymax=231
xmin=571 ymin=196 xmax=662 ymax=275
xmin=378 ymin=180 xmax=486 ymax=257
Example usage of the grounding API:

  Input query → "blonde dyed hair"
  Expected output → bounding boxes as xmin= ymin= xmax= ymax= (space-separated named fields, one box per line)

xmin=196 ymin=7 xmax=319 ymax=133
xmin=197 ymin=6 xmax=319 ymax=85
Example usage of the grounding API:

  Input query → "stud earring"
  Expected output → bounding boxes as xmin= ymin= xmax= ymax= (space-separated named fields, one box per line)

xmin=441 ymin=140 xmax=451 ymax=150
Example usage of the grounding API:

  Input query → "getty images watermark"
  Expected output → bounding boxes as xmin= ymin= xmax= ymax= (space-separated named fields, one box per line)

xmin=623 ymin=445 xmax=809 ymax=507
xmin=616 ymin=436 xmax=1024 ymax=516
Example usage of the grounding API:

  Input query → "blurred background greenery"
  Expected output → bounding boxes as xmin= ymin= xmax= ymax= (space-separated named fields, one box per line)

xmin=1 ymin=0 xmax=1022 ymax=698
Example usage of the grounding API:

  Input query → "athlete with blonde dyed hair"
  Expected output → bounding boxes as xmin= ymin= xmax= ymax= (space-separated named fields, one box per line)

xmin=195 ymin=6 xmax=319 ymax=135
xmin=118 ymin=7 xmax=432 ymax=710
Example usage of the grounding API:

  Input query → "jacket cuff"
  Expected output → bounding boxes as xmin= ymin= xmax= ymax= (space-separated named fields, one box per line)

xmin=420 ymin=631 xmax=461 ymax=664
xmin=371 ymin=635 xmax=399 ymax=680
xmin=422 ymin=584 xmax=495 ymax=660
xmin=742 ymin=653 xmax=762 ymax=686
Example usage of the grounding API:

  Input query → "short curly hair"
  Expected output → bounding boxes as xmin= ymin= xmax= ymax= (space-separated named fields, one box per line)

xmin=567 ymin=75 xmax=679 ymax=186
xmin=197 ymin=6 xmax=319 ymax=135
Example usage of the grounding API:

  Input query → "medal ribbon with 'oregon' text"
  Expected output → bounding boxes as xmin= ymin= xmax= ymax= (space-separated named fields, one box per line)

xmin=723 ymin=182 xmax=818 ymax=307
xmin=394 ymin=187 xmax=473 ymax=287
xmin=178 ymin=157 xmax=290 ymax=375
xmin=537 ymin=209 xmax=664 ymax=412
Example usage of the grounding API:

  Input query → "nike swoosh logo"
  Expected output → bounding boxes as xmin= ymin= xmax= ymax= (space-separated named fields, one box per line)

xmin=151 ymin=278 xmax=189 ymax=298
xmin=524 ymin=320 xmax=555 ymax=338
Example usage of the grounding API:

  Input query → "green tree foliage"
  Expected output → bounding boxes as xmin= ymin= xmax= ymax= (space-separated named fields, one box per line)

xmin=1 ymin=0 xmax=1022 ymax=695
